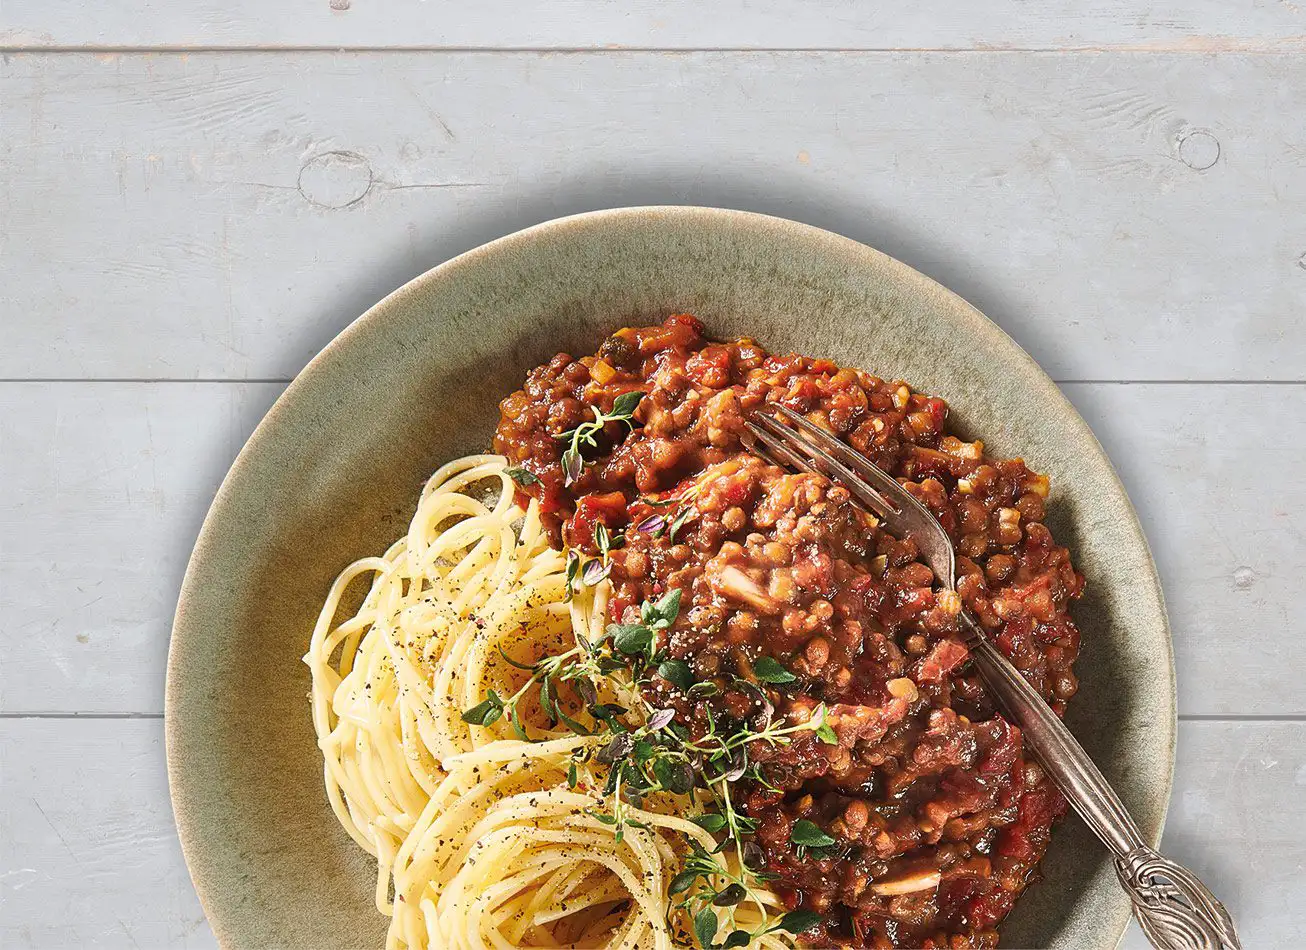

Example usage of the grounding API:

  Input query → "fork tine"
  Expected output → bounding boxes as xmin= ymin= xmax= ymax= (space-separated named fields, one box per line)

xmin=744 ymin=420 xmax=819 ymax=476
xmin=767 ymin=403 xmax=911 ymax=506
xmin=750 ymin=404 xmax=958 ymax=584
xmin=748 ymin=420 xmax=890 ymax=525
xmin=750 ymin=412 xmax=900 ymax=518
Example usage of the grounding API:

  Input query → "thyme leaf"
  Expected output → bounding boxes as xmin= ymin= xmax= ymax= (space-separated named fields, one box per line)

xmin=556 ymin=392 xmax=645 ymax=485
xmin=460 ymin=690 xmax=504 ymax=726
xmin=751 ymin=655 xmax=796 ymax=685
xmin=790 ymin=820 xmax=836 ymax=848
xmin=505 ymin=466 xmax=540 ymax=487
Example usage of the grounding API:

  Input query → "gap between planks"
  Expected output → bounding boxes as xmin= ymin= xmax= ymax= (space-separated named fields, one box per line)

xmin=4 ymin=45 xmax=1306 ymax=54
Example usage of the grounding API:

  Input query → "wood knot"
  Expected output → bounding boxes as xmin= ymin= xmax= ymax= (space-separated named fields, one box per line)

xmin=1177 ymin=129 xmax=1220 ymax=171
xmin=297 ymin=151 xmax=373 ymax=209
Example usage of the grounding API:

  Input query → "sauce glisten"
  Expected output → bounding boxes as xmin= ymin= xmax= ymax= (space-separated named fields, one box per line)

xmin=495 ymin=315 xmax=1084 ymax=948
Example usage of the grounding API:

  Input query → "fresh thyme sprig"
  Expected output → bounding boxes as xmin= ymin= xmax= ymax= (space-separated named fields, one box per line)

xmin=634 ymin=501 xmax=698 ymax=544
xmin=556 ymin=390 xmax=644 ymax=485
xmin=582 ymin=522 xmax=625 ymax=587
xmin=459 ymin=584 xmax=832 ymax=946
xmin=460 ymin=642 xmax=599 ymax=739
xmin=671 ymin=836 xmax=822 ymax=948
xmin=564 ymin=521 xmax=629 ymax=601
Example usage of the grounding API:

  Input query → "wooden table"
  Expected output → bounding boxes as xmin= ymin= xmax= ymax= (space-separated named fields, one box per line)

xmin=2 ymin=4 xmax=1302 ymax=947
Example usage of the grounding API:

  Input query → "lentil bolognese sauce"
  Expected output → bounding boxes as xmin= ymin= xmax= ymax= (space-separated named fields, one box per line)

xmin=494 ymin=314 xmax=1084 ymax=948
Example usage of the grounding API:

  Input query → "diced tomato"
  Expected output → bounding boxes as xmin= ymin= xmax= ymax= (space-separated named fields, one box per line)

xmin=566 ymin=491 xmax=629 ymax=549
xmin=781 ymin=376 xmax=821 ymax=412
xmin=995 ymin=781 xmax=1065 ymax=861
xmin=665 ymin=312 xmax=704 ymax=335
xmin=977 ymin=716 xmax=1021 ymax=778
xmin=842 ymin=572 xmax=887 ymax=619
xmin=1019 ymin=781 xmax=1068 ymax=828
xmin=1033 ymin=617 xmax=1076 ymax=646
xmin=995 ymin=615 xmax=1032 ymax=661
xmin=921 ymin=396 xmax=949 ymax=429
xmin=537 ymin=482 xmax=568 ymax=516
xmin=607 ymin=594 xmax=633 ymax=622
xmin=968 ymin=888 xmax=1016 ymax=930
xmin=793 ymin=543 xmax=835 ymax=594
xmin=917 ymin=638 xmax=970 ymax=683
xmin=810 ymin=358 xmax=839 ymax=375
xmin=722 ymin=477 xmax=752 ymax=508
xmin=638 ymin=313 xmax=704 ymax=352
xmin=685 ymin=346 xmax=733 ymax=388
xmin=994 ymin=826 xmax=1034 ymax=862
xmin=897 ymin=586 xmax=936 ymax=615
xmin=936 ymin=878 xmax=980 ymax=927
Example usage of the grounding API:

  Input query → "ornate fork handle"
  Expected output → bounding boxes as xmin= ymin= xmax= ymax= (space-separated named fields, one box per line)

xmin=1117 ymin=848 xmax=1242 ymax=949
xmin=961 ymin=614 xmax=1241 ymax=949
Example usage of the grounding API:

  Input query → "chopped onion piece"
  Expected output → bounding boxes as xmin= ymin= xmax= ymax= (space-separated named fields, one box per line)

xmin=871 ymin=869 xmax=942 ymax=896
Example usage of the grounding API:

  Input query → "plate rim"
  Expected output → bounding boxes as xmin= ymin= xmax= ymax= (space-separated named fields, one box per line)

xmin=166 ymin=204 xmax=1177 ymax=949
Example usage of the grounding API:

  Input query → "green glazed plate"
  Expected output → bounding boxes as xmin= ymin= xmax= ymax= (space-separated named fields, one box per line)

xmin=167 ymin=206 xmax=1174 ymax=949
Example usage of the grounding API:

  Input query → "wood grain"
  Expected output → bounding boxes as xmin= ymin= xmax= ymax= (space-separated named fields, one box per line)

xmin=3 ymin=381 xmax=1301 ymax=717
xmin=2 ymin=1 xmax=1304 ymax=51
xmin=1122 ymin=723 xmax=1306 ymax=947
xmin=3 ymin=718 xmax=1296 ymax=948
xmin=0 ymin=383 xmax=285 ymax=715
xmin=3 ymin=52 xmax=1304 ymax=382
xmin=1062 ymin=383 xmax=1306 ymax=718
xmin=1 ymin=718 xmax=213 ymax=950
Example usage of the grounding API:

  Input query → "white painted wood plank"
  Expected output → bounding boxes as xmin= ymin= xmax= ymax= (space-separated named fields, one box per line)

xmin=1118 ymin=722 xmax=1306 ymax=948
xmin=3 ymin=382 xmax=1302 ymax=717
xmin=0 ymin=718 xmax=215 ymax=950
xmin=0 ymin=383 xmax=285 ymax=715
xmin=2 ymin=1 xmax=1304 ymax=51
xmin=3 ymin=53 xmax=1304 ymax=382
xmin=2 ymin=719 xmax=1296 ymax=948
xmin=1062 ymin=384 xmax=1306 ymax=718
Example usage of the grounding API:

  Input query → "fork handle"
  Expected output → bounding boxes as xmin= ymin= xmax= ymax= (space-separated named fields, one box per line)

xmin=959 ymin=612 xmax=1241 ymax=950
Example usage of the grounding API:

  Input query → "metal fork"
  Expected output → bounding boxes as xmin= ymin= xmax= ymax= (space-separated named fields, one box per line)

xmin=746 ymin=403 xmax=1240 ymax=950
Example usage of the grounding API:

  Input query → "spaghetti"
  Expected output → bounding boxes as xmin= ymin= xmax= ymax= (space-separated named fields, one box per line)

xmin=305 ymin=455 xmax=791 ymax=949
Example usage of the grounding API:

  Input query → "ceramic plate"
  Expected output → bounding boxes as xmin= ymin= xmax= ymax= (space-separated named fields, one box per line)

xmin=166 ymin=206 xmax=1174 ymax=949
